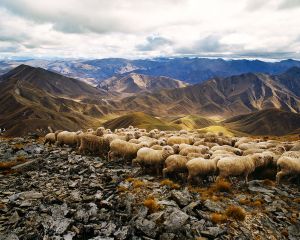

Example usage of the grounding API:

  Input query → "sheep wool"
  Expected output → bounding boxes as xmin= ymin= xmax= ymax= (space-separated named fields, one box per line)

xmin=276 ymin=151 xmax=300 ymax=184
xmin=78 ymin=134 xmax=109 ymax=156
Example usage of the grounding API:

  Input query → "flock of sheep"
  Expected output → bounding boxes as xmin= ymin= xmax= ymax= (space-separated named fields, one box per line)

xmin=44 ymin=126 xmax=300 ymax=185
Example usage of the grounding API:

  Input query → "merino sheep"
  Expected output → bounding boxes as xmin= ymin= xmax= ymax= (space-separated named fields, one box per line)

xmin=167 ymin=136 xmax=194 ymax=145
xmin=217 ymin=153 xmax=265 ymax=183
xmin=163 ymin=154 xmax=190 ymax=178
xmin=78 ymin=134 xmax=109 ymax=156
xmin=133 ymin=146 xmax=174 ymax=175
xmin=56 ymin=131 xmax=82 ymax=147
xmin=151 ymin=145 xmax=163 ymax=150
xmin=211 ymin=145 xmax=242 ymax=155
xmin=179 ymin=145 xmax=209 ymax=156
xmin=109 ymin=139 xmax=148 ymax=160
xmin=187 ymin=152 xmax=210 ymax=159
xmin=276 ymin=151 xmax=300 ymax=184
xmin=186 ymin=157 xmax=219 ymax=183
xmin=44 ymin=130 xmax=63 ymax=145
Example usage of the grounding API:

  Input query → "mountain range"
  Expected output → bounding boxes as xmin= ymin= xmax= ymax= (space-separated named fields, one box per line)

xmin=1 ymin=63 xmax=300 ymax=136
xmin=1 ymin=58 xmax=300 ymax=85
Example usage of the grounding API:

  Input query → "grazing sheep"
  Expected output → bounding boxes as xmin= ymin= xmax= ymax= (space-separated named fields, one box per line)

xmin=179 ymin=145 xmax=209 ymax=156
xmin=151 ymin=145 xmax=163 ymax=150
xmin=187 ymin=152 xmax=210 ymax=159
xmin=217 ymin=153 xmax=265 ymax=183
xmin=133 ymin=146 xmax=174 ymax=175
xmin=56 ymin=131 xmax=82 ymax=147
xmin=172 ymin=144 xmax=180 ymax=154
xmin=162 ymin=154 xmax=190 ymax=178
xmin=167 ymin=136 xmax=194 ymax=145
xmin=94 ymin=127 xmax=106 ymax=136
xmin=211 ymin=145 xmax=242 ymax=155
xmin=109 ymin=139 xmax=148 ymax=160
xmin=128 ymin=139 xmax=141 ymax=144
xmin=276 ymin=151 xmax=300 ymax=184
xmin=290 ymin=143 xmax=300 ymax=151
xmin=186 ymin=157 xmax=219 ymax=184
xmin=103 ymin=132 xmax=134 ymax=143
xmin=44 ymin=130 xmax=63 ymax=145
xmin=242 ymin=148 xmax=265 ymax=156
xmin=78 ymin=134 xmax=109 ymax=156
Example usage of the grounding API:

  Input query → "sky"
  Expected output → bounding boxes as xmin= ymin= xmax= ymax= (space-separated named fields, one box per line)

xmin=0 ymin=0 xmax=300 ymax=60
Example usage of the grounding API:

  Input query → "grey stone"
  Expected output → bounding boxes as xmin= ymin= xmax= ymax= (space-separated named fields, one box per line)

xmin=164 ymin=208 xmax=189 ymax=231
xmin=201 ymin=226 xmax=226 ymax=238
xmin=135 ymin=217 xmax=157 ymax=238
xmin=171 ymin=189 xmax=192 ymax=207
xmin=203 ymin=200 xmax=224 ymax=213
xmin=114 ymin=226 xmax=130 ymax=240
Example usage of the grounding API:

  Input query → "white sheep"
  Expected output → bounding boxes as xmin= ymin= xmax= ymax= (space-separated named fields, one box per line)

xmin=78 ymin=134 xmax=109 ymax=156
xmin=167 ymin=136 xmax=194 ymax=145
xmin=56 ymin=131 xmax=82 ymax=147
xmin=133 ymin=146 xmax=174 ymax=175
xmin=216 ymin=153 xmax=265 ymax=183
xmin=44 ymin=130 xmax=62 ymax=145
xmin=211 ymin=145 xmax=242 ymax=155
xmin=186 ymin=157 xmax=219 ymax=183
xmin=276 ymin=151 xmax=300 ymax=184
xmin=109 ymin=139 xmax=148 ymax=160
xmin=179 ymin=145 xmax=209 ymax=156
xmin=162 ymin=154 xmax=190 ymax=178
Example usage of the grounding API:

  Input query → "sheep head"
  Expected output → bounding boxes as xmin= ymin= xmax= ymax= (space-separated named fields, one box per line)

xmin=162 ymin=146 xmax=174 ymax=159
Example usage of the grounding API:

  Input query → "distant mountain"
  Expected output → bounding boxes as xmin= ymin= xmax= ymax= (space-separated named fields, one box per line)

xmin=223 ymin=108 xmax=300 ymax=136
xmin=1 ymin=58 xmax=300 ymax=85
xmin=98 ymin=73 xmax=188 ymax=94
xmin=0 ymin=65 xmax=116 ymax=136
xmin=121 ymin=69 xmax=300 ymax=117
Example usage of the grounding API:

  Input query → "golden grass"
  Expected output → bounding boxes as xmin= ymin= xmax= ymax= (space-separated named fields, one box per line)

xmin=0 ymin=156 xmax=27 ymax=170
xmin=132 ymin=179 xmax=146 ymax=188
xmin=212 ymin=179 xmax=232 ymax=192
xmin=160 ymin=179 xmax=180 ymax=189
xmin=143 ymin=197 xmax=161 ymax=213
xmin=262 ymin=179 xmax=275 ymax=187
xmin=238 ymin=198 xmax=251 ymax=205
xmin=210 ymin=213 xmax=228 ymax=224
xmin=225 ymin=205 xmax=246 ymax=221
xmin=117 ymin=186 xmax=128 ymax=192
xmin=198 ymin=126 xmax=235 ymax=137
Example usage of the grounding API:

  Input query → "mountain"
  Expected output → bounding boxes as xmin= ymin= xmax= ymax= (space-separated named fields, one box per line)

xmin=0 ymin=65 xmax=116 ymax=136
xmin=223 ymin=108 xmax=300 ymax=136
xmin=98 ymin=73 xmax=188 ymax=94
xmin=121 ymin=70 xmax=300 ymax=117
xmin=2 ymin=58 xmax=300 ymax=85
xmin=276 ymin=66 xmax=300 ymax=97
xmin=170 ymin=115 xmax=217 ymax=130
xmin=102 ymin=112 xmax=180 ymax=131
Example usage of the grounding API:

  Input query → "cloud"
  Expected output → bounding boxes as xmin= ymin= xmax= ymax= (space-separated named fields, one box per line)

xmin=136 ymin=36 xmax=172 ymax=51
xmin=279 ymin=0 xmax=300 ymax=9
xmin=0 ymin=0 xmax=299 ymax=59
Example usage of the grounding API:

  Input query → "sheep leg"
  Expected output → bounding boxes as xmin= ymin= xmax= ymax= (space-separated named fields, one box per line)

xmin=276 ymin=170 xmax=287 ymax=185
xmin=107 ymin=151 xmax=111 ymax=161
xmin=44 ymin=139 xmax=48 ymax=145
xmin=162 ymin=168 xmax=168 ymax=178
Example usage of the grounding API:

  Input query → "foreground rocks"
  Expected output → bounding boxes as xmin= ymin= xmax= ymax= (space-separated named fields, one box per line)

xmin=0 ymin=137 xmax=300 ymax=239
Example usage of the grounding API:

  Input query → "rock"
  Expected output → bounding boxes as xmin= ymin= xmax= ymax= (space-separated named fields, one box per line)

xmin=8 ymin=211 xmax=20 ymax=224
xmin=114 ymin=226 xmax=130 ymax=240
xmin=203 ymin=200 xmax=224 ymax=213
xmin=288 ymin=223 xmax=300 ymax=237
xmin=163 ymin=208 xmax=189 ymax=231
xmin=159 ymin=233 xmax=175 ymax=240
xmin=201 ymin=227 xmax=226 ymax=238
xmin=171 ymin=189 xmax=192 ymax=207
xmin=157 ymin=200 xmax=178 ymax=208
xmin=135 ymin=217 xmax=157 ymax=238
xmin=248 ymin=180 xmax=275 ymax=194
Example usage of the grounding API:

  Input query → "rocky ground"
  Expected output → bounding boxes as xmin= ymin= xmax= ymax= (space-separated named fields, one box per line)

xmin=0 ymin=137 xmax=300 ymax=240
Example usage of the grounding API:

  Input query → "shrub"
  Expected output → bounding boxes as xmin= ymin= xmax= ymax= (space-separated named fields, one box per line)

xmin=160 ymin=179 xmax=180 ymax=189
xmin=143 ymin=197 xmax=160 ymax=213
xmin=212 ymin=179 xmax=231 ymax=192
xmin=210 ymin=213 xmax=227 ymax=224
xmin=225 ymin=205 xmax=246 ymax=221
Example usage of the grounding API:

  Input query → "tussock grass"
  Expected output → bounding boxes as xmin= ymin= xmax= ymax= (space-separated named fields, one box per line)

xmin=212 ymin=179 xmax=232 ymax=192
xmin=160 ymin=179 xmax=180 ymax=189
xmin=225 ymin=205 xmax=246 ymax=221
xmin=143 ymin=197 xmax=161 ymax=213
xmin=210 ymin=213 xmax=228 ymax=224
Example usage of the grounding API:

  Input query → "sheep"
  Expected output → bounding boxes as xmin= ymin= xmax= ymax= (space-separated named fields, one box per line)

xmin=172 ymin=144 xmax=180 ymax=154
xmin=211 ymin=145 xmax=242 ymax=155
xmin=216 ymin=153 xmax=265 ymax=183
xmin=179 ymin=145 xmax=209 ymax=156
xmin=276 ymin=151 xmax=300 ymax=184
xmin=103 ymin=132 xmax=134 ymax=143
xmin=167 ymin=136 xmax=194 ymax=145
xmin=242 ymin=148 xmax=265 ymax=156
xmin=290 ymin=143 xmax=300 ymax=151
xmin=109 ymin=139 xmax=148 ymax=160
xmin=44 ymin=130 xmax=63 ymax=145
xmin=94 ymin=127 xmax=106 ymax=136
xmin=186 ymin=157 xmax=219 ymax=184
xmin=56 ymin=131 xmax=82 ymax=147
xmin=234 ymin=137 xmax=253 ymax=148
xmin=128 ymin=139 xmax=141 ymax=144
xmin=78 ymin=134 xmax=109 ymax=156
xmin=178 ymin=143 xmax=192 ymax=151
xmin=162 ymin=154 xmax=191 ymax=178
xmin=187 ymin=152 xmax=210 ymax=159
xmin=133 ymin=146 xmax=174 ymax=175
xmin=151 ymin=145 xmax=163 ymax=150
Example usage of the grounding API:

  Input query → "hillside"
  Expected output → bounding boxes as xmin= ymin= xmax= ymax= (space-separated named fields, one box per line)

xmin=170 ymin=115 xmax=217 ymax=130
xmin=0 ymin=65 xmax=116 ymax=136
xmin=223 ymin=108 xmax=300 ymax=135
xmin=98 ymin=73 xmax=188 ymax=94
xmin=102 ymin=112 xmax=180 ymax=131
xmin=122 ymin=70 xmax=300 ymax=117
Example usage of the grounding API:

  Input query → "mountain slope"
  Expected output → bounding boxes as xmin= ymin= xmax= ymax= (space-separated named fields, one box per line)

xmin=102 ymin=112 xmax=180 ymax=131
xmin=121 ymin=71 xmax=300 ymax=117
xmin=170 ymin=115 xmax=217 ymax=130
xmin=98 ymin=73 xmax=188 ymax=93
xmin=223 ymin=109 xmax=300 ymax=135
xmin=0 ymin=65 xmax=116 ymax=136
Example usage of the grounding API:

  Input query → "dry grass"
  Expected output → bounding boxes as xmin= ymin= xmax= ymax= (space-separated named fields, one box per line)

xmin=125 ymin=177 xmax=135 ymax=182
xmin=293 ymin=198 xmax=300 ymax=204
xmin=0 ymin=156 xmax=27 ymax=170
xmin=281 ymin=229 xmax=289 ymax=238
xmin=210 ymin=213 xmax=227 ymax=224
xmin=238 ymin=198 xmax=251 ymax=205
xmin=132 ymin=180 xmax=146 ymax=188
xmin=160 ymin=179 xmax=180 ymax=189
xmin=249 ymin=200 xmax=263 ymax=208
xmin=262 ymin=179 xmax=275 ymax=187
xmin=225 ymin=205 xmax=246 ymax=221
xmin=212 ymin=178 xmax=232 ymax=192
xmin=143 ymin=197 xmax=161 ymax=213
xmin=117 ymin=186 xmax=128 ymax=192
